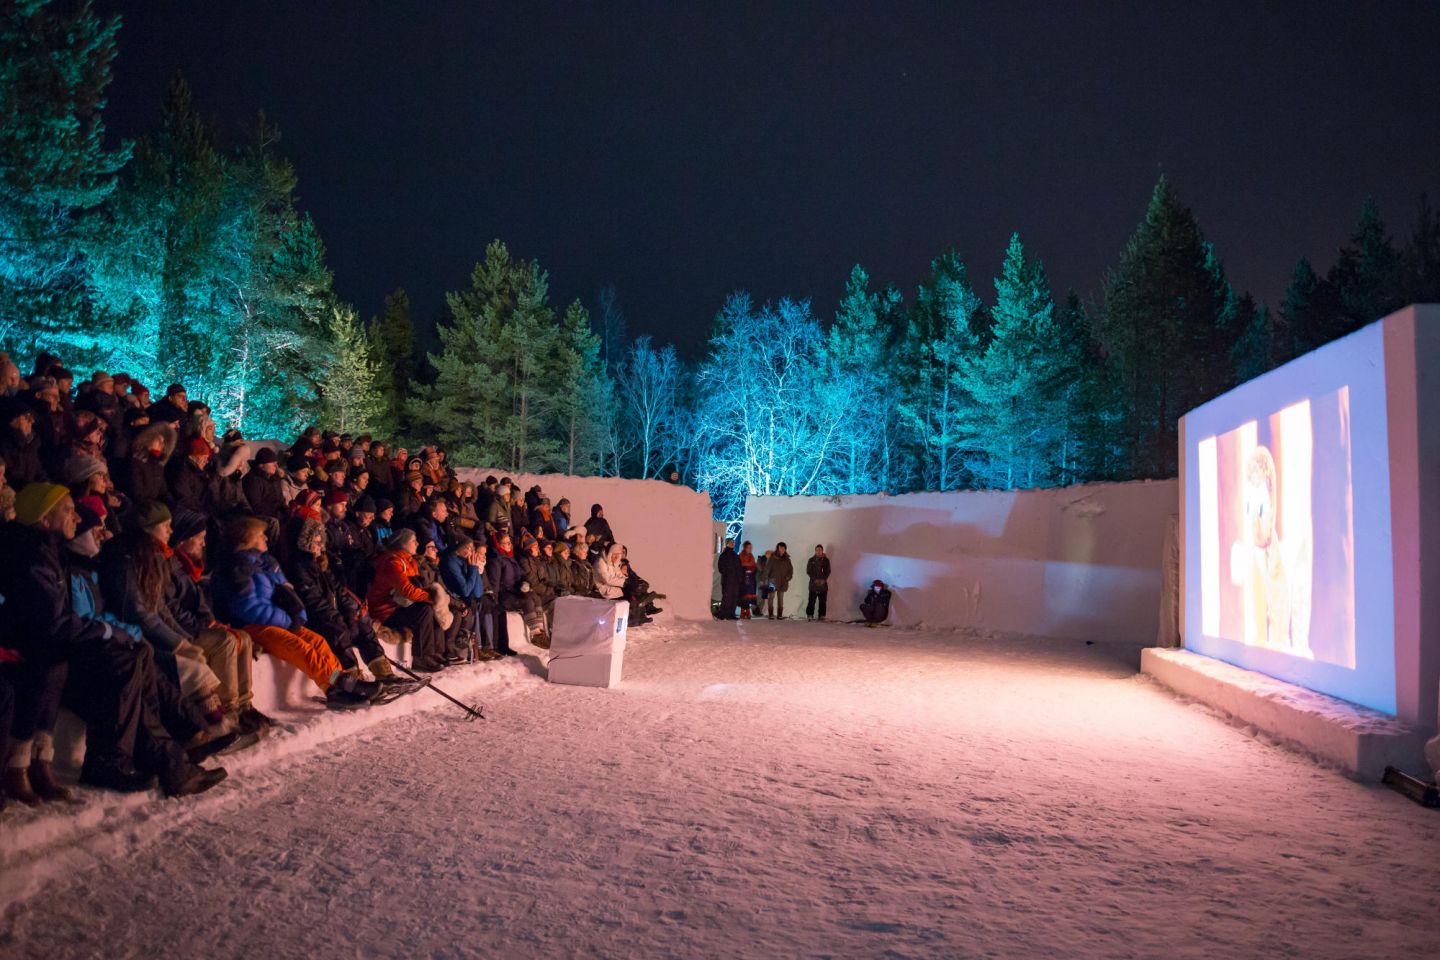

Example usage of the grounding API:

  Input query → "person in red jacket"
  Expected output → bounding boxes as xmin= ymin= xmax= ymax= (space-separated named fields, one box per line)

xmin=367 ymin=528 xmax=446 ymax=671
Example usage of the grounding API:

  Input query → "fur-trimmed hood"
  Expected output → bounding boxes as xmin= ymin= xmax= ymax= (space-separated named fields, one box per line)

xmin=129 ymin=421 xmax=177 ymax=463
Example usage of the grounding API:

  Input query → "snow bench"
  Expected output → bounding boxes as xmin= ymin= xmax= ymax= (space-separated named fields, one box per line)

xmin=1141 ymin=647 xmax=1432 ymax=781
xmin=51 ymin=611 xmax=529 ymax=773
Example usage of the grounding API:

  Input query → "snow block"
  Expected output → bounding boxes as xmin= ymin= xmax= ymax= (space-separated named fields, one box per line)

xmin=547 ymin=596 xmax=628 ymax=688
xmin=1141 ymin=646 xmax=1430 ymax=780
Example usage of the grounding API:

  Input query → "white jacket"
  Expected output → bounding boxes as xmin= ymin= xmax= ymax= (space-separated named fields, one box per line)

xmin=592 ymin=555 xmax=627 ymax=600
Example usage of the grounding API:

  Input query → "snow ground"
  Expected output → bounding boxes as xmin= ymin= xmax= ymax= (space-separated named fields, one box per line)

xmin=2 ymin=619 xmax=1437 ymax=959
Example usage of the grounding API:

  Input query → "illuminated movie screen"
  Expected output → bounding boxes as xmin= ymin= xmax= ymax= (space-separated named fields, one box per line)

xmin=1183 ymin=323 xmax=1395 ymax=714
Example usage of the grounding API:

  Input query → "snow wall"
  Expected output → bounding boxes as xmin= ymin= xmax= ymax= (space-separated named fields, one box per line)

xmin=452 ymin=469 xmax=716 ymax=621
xmin=741 ymin=480 xmax=1177 ymax=643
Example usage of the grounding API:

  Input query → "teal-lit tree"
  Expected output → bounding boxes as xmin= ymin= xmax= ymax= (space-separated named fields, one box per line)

xmin=824 ymin=265 xmax=906 ymax=493
xmin=693 ymin=293 xmax=845 ymax=526
xmin=898 ymin=250 xmax=986 ymax=491
xmin=954 ymin=234 xmax=1068 ymax=489
xmin=0 ymin=0 xmax=129 ymax=353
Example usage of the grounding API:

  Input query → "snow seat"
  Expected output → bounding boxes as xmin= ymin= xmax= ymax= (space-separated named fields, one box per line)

xmin=546 ymin=597 xmax=628 ymax=688
xmin=1142 ymin=647 xmax=1431 ymax=780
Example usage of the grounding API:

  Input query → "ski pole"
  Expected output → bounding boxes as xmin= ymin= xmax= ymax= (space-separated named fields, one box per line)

xmin=386 ymin=656 xmax=485 ymax=721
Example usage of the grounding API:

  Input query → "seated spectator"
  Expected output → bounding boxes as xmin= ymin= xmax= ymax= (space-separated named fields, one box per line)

xmin=861 ymin=580 xmax=892 ymax=626
xmin=216 ymin=516 xmax=380 ymax=709
xmin=441 ymin=534 xmax=497 ymax=660
xmin=100 ymin=500 xmax=232 ymax=739
xmin=485 ymin=530 xmax=545 ymax=649
xmin=367 ymin=528 xmax=447 ymax=671
xmin=585 ymin=503 xmax=614 ymax=546
xmin=0 ymin=396 xmax=46 ymax=487
xmin=115 ymin=422 xmax=175 ymax=508
xmin=288 ymin=519 xmax=409 ymax=687
xmin=166 ymin=437 xmax=215 ymax=516
xmin=168 ymin=509 xmax=272 ymax=734
xmin=1 ymin=484 xmax=225 ymax=799
xmin=240 ymin=447 xmax=285 ymax=521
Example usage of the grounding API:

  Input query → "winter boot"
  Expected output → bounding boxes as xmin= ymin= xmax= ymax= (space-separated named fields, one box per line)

xmin=3 ymin=765 xmax=39 ymax=806
xmin=163 ymin=763 xmax=228 ymax=798
xmin=236 ymin=707 xmax=277 ymax=735
xmin=28 ymin=759 xmax=76 ymax=804
xmin=80 ymin=755 xmax=156 ymax=794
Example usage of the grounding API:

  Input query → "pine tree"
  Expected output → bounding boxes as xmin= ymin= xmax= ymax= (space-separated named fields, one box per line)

xmin=1280 ymin=257 xmax=1344 ymax=355
xmin=826 ymin=264 xmax=904 ymax=493
xmin=319 ymin=306 xmax=385 ymax=434
xmin=594 ymin=283 xmax=628 ymax=373
xmin=955 ymin=234 xmax=1066 ymax=489
xmin=898 ymin=250 xmax=985 ymax=490
xmin=1329 ymin=198 xmax=1402 ymax=329
xmin=551 ymin=299 xmax=609 ymax=475
xmin=410 ymin=240 xmax=573 ymax=471
xmin=368 ymin=287 xmax=416 ymax=434
xmin=0 ymin=0 xmax=130 ymax=350
xmin=1404 ymin=193 xmax=1440 ymax=304
xmin=1093 ymin=176 xmax=1238 ymax=479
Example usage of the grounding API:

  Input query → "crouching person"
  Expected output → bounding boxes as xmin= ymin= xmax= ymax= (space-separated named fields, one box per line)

xmin=288 ymin=519 xmax=413 ymax=688
xmin=1 ymin=484 xmax=225 ymax=799
xmin=861 ymin=580 xmax=892 ymax=626
xmin=217 ymin=516 xmax=380 ymax=709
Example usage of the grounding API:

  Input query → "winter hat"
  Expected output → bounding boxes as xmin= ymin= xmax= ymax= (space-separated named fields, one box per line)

xmin=354 ymin=495 xmax=377 ymax=514
xmin=387 ymin=528 xmax=417 ymax=551
xmin=187 ymin=437 xmax=212 ymax=459
xmin=590 ymin=503 xmax=603 ymax=517
xmin=165 ymin=383 xmax=185 ymax=398
xmin=286 ymin=451 xmax=311 ymax=473
xmin=122 ymin=407 xmax=150 ymax=428
xmin=450 ymin=532 xmax=473 ymax=550
xmin=74 ymin=500 xmax=104 ymax=536
xmin=132 ymin=500 xmax=172 ymax=531
xmin=296 ymin=517 xmax=326 ymax=554
xmin=14 ymin=483 xmax=69 ymax=526
xmin=76 ymin=494 xmax=107 ymax=522
xmin=170 ymin=509 xmax=208 ymax=545
xmin=555 ymin=541 xmax=571 ymax=556
xmin=30 ymin=376 xmax=57 ymax=395
xmin=375 ymin=498 xmax=393 ymax=514
xmin=348 ymin=446 xmax=366 ymax=463
xmin=520 ymin=531 xmax=538 ymax=552
xmin=485 ymin=475 xmax=497 ymax=485
xmin=253 ymin=447 xmax=278 ymax=466
xmin=91 ymin=370 xmax=113 ymax=387
xmin=216 ymin=442 xmax=247 ymax=476
xmin=113 ymin=373 xmax=132 ymax=388
xmin=556 ymin=497 xmax=570 ymax=508
xmin=221 ymin=428 xmax=244 ymax=444
xmin=62 ymin=455 xmax=108 ymax=487
xmin=324 ymin=489 xmax=349 ymax=507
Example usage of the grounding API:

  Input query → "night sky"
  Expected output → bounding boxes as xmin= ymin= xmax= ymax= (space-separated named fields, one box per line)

xmin=95 ymin=1 xmax=1440 ymax=355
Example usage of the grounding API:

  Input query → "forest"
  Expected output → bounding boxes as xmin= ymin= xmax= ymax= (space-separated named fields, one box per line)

xmin=4 ymin=1 xmax=1439 ymax=524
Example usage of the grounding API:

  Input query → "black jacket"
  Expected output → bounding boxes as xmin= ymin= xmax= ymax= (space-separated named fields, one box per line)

xmin=717 ymin=547 xmax=741 ymax=586
xmin=0 ymin=522 xmax=110 ymax=665
xmin=806 ymin=555 xmax=831 ymax=591
xmin=287 ymin=551 xmax=353 ymax=643
xmin=167 ymin=458 xmax=214 ymax=516
xmin=117 ymin=455 xmax=168 ymax=506
xmin=0 ymin=428 xmax=46 ymax=487
xmin=168 ymin=554 xmax=217 ymax=636
xmin=242 ymin=468 xmax=287 ymax=521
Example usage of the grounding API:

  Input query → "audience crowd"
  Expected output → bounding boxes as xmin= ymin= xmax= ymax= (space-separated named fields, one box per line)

xmin=0 ymin=350 xmax=663 ymax=813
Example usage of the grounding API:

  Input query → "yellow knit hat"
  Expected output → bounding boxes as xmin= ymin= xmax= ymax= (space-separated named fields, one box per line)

xmin=14 ymin=482 xmax=69 ymax=526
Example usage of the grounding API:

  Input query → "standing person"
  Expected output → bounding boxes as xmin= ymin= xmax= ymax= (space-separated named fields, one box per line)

xmin=767 ymin=542 xmax=794 ymax=620
xmin=860 ymin=580 xmax=892 ymax=626
xmin=805 ymin=544 xmax=831 ymax=621
xmin=716 ymin=538 xmax=741 ymax=620
xmin=756 ymin=549 xmax=773 ymax=617
xmin=738 ymin=541 xmax=758 ymax=620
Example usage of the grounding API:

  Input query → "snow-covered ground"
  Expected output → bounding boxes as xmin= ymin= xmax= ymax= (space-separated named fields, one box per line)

xmin=2 ymin=619 xmax=1437 ymax=959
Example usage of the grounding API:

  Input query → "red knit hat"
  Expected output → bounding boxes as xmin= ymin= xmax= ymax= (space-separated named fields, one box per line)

xmin=323 ymin=489 xmax=349 ymax=507
xmin=188 ymin=438 xmax=212 ymax=458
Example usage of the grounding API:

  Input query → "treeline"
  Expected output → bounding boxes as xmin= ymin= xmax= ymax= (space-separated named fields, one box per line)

xmin=4 ymin=1 xmax=1439 ymax=525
